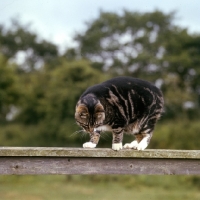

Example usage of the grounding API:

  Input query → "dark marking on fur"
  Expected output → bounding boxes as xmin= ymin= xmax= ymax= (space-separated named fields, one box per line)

xmin=75 ymin=76 xmax=164 ymax=150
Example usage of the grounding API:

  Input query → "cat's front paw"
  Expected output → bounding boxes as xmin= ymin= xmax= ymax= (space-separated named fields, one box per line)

xmin=137 ymin=140 xmax=148 ymax=151
xmin=83 ymin=142 xmax=96 ymax=148
xmin=112 ymin=143 xmax=122 ymax=151
xmin=123 ymin=140 xmax=139 ymax=149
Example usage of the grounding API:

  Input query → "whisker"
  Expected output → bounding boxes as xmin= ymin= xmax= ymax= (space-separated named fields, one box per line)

xmin=100 ymin=131 xmax=111 ymax=141
xmin=68 ymin=129 xmax=85 ymax=138
xmin=80 ymin=131 xmax=88 ymax=141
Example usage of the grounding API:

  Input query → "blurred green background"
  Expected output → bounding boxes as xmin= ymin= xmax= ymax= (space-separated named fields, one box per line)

xmin=0 ymin=8 xmax=200 ymax=200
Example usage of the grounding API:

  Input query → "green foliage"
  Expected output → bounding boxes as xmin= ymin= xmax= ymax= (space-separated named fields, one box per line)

xmin=0 ymin=10 xmax=200 ymax=199
xmin=0 ymin=19 xmax=59 ymax=71
xmin=17 ymin=59 xmax=108 ymax=123
xmin=11 ymin=59 xmax=109 ymax=146
xmin=74 ymin=10 xmax=200 ymax=118
xmin=0 ymin=10 xmax=200 ymax=148
xmin=150 ymin=120 xmax=200 ymax=150
xmin=0 ymin=55 xmax=21 ymax=122
xmin=0 ymin=175 xmax=200 ymax=200
xmin=0 ymin=123 xmax=32 ymax=146
xmin=75 ymin=10 xmax=174 ymax=76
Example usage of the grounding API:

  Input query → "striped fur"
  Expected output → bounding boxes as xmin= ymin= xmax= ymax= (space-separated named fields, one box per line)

xmin=75 ymin=76 xmax=164 ymax=151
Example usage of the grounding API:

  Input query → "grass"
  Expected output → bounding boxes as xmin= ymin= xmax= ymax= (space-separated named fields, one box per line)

xmin=0 ymin=120 xmax=200 ymax=200
xmin=0 ymin=175 xmax=200 ymax=200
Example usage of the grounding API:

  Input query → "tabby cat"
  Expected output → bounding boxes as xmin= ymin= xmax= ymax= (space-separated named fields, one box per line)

xmin=75 ymin=76 xmax=164 ymax=151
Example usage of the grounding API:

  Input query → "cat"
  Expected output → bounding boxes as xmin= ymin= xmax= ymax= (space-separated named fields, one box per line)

xmin=75 ymin=76 xmax=164 ymax=151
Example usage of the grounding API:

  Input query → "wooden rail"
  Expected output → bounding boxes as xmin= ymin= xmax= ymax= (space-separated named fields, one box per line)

xmin=0 ymin=147 xmax=199 ymax=175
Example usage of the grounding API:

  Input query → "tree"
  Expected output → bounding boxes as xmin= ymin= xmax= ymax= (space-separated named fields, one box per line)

xmin=14 ymin=59 xmax=109 ymax=145
xmin=75 ymin=10 xmax=174 ymax=77
xmin=0 ymin=55 xmax=21 ymax=122
xmin=162 ymin=29 xmax=200 ymax=116
xmin=0 ymin=20 xmax=59 ymax=72
xmin=74 ymin=10 xmax=200 ymax=118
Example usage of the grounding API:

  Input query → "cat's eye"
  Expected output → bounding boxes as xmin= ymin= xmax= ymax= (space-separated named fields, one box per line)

xmin=96 ymin=112 xmax=104 ymax=119
xmin=97 ymin=114 xmax=102 ymax=118
xmin=80 ymin=113 xmax=88 ymax=119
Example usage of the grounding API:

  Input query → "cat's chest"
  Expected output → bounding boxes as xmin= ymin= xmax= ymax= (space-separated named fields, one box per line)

xmin=94 ymin=125 xmax=112 ymax=132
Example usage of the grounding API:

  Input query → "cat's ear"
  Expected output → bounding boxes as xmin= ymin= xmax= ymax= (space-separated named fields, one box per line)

xmin=79 ymin=112 xmax=88 ymax=119
xmin=75 ymin=104 xmax=89 ymax=119
xmin=95 ymin=103 xmax=105 ymax=120
xmin=96 ymin=113 xmax=103 ymax=118
xmin=94 ymin=103 xmax=104 ymax=113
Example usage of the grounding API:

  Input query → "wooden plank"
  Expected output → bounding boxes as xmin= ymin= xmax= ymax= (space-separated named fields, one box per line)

xmin=0 ymin=148 xmax=199 ymax=175
xmin=0 ymin=147 xmax=200 ymax=159
xmin=0 ymin=157 xmax=199 ymax=175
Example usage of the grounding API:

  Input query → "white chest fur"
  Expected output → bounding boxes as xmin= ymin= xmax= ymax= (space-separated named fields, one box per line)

xmin=94 ymin=125 xmax=112 ymax=132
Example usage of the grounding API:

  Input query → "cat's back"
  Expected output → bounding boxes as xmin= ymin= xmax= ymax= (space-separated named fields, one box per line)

xmin=81 ymin=76 xmax=162 ymax=98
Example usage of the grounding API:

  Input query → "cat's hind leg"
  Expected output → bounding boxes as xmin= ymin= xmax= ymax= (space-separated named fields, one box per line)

xmin=123 ymin=133 xmax=143 ymax=150
xmin=124 ymin=132 xmax=152 ymax=150
xmin=123 ymin=140 xmax=139 ymax=149
xmin=136 ymin=118 xmax=156 ymax=150
xmin=124 ymin=117 xmax=157 ymax=150
xmin=136 ymin=132 xmax=152 ymax=150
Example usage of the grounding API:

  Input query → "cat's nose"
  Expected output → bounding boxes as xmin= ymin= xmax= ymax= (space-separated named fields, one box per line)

xmin=89 ymin=127 xmax=94 ymax=133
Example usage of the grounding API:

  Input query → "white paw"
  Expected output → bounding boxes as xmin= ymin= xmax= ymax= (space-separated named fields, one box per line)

xmin=83 ymin=142 xmax=96 ymax=148
xmin=123 ymin=140 xmax=139 ymax=149
xmin=137 ymin=140 xmax=148 ymax=151
xmin=112 ymin=143 xmax=122 ymax=151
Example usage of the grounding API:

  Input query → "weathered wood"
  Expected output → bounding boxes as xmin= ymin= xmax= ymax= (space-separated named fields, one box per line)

xmin=0 ymin=147 xmax=199 ymax=175
xmin=0 ymin=147 xmax=200 ymax=159
xmin=0 ymin=157 xmax=199 ymax=175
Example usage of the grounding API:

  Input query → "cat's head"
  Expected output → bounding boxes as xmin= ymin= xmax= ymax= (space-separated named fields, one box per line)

xmin=75 ymin=94 xmax=105 ymax=133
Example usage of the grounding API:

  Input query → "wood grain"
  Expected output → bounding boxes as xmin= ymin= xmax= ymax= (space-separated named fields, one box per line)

xmin=0 ymin=148 xmax=199 ymax=175
xmin=0 ymin=147 xmax=199 ymax=159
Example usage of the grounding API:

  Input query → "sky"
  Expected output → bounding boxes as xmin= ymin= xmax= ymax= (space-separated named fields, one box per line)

xmin=0 ymin=0 xmax=200 ymax=51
